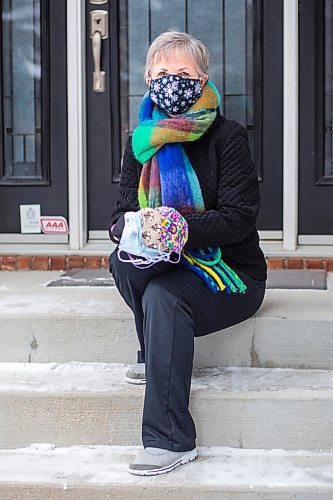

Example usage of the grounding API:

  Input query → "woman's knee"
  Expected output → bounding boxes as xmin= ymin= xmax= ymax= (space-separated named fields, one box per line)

xmin=142 ymin=276 xmax=177 ymax=312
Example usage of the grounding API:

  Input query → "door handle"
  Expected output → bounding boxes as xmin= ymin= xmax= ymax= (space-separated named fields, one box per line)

xmin=89 ymin=10 xmax=108 ymax=92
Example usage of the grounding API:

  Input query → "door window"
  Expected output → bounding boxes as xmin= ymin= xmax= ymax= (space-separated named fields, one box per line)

xmin=1 ymin=0 xmax=44 ymax=184
xmin=119 ymin=0 xmax=258 ymax=158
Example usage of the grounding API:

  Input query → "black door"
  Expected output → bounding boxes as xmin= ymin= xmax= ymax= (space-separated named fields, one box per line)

xmin=299 ymin=0 xmax=333 ymax=236
xmin=86 ymin=0 xmax=283 ymax=237
xmin=0 ymin=0 xmax=68 ymax=241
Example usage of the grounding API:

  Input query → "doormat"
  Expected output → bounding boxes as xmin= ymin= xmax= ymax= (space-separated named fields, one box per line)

xmin=266 ymin=269 xmax=327 ymax=289
xmin=46 ymin=268 xmax=115 ymax=287
xmin=46 ymin=268 xmax=327 ymax=289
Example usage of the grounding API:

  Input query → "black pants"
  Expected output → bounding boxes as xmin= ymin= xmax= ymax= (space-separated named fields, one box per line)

xmin=109 ymin=248 xmax=266 ymax=452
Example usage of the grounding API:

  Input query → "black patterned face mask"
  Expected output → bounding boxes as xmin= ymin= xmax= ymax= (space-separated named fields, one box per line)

xmin=149 ymin=74 xmax=203 ymax=115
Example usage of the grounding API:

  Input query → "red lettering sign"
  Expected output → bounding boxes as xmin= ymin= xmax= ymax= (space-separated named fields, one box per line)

xmin=40 ymin=216 xmax=69 ymax=235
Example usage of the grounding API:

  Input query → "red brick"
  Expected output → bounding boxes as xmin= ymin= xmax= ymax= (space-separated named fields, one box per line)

xmin=85 ymin=256 xmax=103 ymax=269
xmin=50 ymin=256 xmax=66 ymax=271
xmin=16 ymin=256 xmax=32 ymax=270
xmin=68 ymin=256 xmax=85 ymax=269
xmin=304 ymin=258 xmax=322 ymax=269
xmin=1 ymin=256 xmax=16 ymax=270
xmin=267 ymin=258 xmax=284 ymax=269
xmin=324 ymin=258 xmax=333 ymax=272
xmin=31 ymin=256 xmax=49 ymax=270
xmin=285 ymin=258 xmax=303 ymax=269
xmin=101 ymin=256 xmax=109 ymax=269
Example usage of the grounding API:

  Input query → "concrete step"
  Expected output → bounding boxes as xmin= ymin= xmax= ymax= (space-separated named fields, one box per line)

xmin=0 ymin=443 xmax=332 ymax=499
xmin=0 ymin=271 xmax=333 ymax=369
xmin=1 ymin=362 xmax=333 ymax=450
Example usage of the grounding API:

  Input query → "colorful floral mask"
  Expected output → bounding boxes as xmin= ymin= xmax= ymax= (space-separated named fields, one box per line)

xmin=117 ymin=206 xmax=188 ymax=268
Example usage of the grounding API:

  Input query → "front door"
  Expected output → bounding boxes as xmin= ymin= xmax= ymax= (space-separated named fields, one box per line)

xmin=0 ymin=0 xmax=68 ymax=243
xmin=86 ymin=0 xmax=283 ymax=240
xmin=299 ymin=0 xmax=333 ymax=241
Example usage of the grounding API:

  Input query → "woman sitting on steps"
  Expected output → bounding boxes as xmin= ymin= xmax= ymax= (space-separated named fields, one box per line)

xmin=108 ymin=30 xmax=267 ymax=476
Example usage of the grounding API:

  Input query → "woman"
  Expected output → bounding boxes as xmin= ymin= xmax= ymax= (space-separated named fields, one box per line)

xmin=108 ymin=31 xmax=267 ymax=476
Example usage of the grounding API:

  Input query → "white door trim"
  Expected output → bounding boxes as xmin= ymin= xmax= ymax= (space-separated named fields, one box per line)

xmin=283 ymin=0 xmax=299 ymax=251
xmin=67 ymin=0 xmax=87 ymax=250
xmin=0 ymin=234 xmax=68 ymax=244
xmin=298 ymin=235 xmax=333 ymax=245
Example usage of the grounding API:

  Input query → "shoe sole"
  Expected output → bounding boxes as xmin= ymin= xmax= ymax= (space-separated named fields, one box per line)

xmin=125 ymin=375 xmax=146 ymax=385
xmin=128 ymin=448 xmax=198 ymax=476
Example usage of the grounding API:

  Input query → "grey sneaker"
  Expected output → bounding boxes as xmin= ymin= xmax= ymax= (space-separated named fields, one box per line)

xmin=125 ymin=350 xmax=146 ymax=384
xmin=128 ymin=446 xmax=198 ymax=476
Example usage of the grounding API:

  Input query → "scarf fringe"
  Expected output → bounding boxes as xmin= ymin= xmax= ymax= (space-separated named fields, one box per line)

xmin=180 ymin=247 xmax=247 ymax=294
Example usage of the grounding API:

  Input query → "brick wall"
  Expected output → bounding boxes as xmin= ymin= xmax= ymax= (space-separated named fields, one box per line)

xmin=0 ymin=255 xmax=333 ymax=271
xmin=0 ymin=256 xmax=109 ymax=271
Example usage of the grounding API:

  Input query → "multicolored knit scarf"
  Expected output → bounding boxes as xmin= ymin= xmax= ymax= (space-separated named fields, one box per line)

xmin=132 ymin=80 xmax=247 ymax=294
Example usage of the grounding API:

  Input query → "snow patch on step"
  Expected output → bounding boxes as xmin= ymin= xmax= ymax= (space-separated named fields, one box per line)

xmin=0 ymin=292 xmax=124 ymax=315
xmin=0 ymin=362 xmax=332 ymax=396
xmin=0 ymin=444 xmax=332 ymax=488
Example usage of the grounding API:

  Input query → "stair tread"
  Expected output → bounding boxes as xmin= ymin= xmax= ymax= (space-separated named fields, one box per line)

xmin=0 ymin=362 xmax=333 ymax=396
xmin=0 ymin=270 xmax=333 ymax=321
xmin=0 ymin=444 xmax=332 ymax=490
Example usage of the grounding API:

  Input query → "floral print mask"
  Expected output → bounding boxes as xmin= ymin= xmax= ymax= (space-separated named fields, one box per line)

xmin=117 ymin=206 xmax=189 ymax=269
xmin=149 ymin=74 xmax=203 ymax=114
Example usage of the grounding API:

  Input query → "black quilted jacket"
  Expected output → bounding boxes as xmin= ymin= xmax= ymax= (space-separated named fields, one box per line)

xmin=107 ymin=109 xmax=267 ymax=282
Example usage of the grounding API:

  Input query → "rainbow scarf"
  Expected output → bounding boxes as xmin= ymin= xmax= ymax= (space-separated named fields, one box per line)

xmin=132 ymin=80 xmax=247 ymax=294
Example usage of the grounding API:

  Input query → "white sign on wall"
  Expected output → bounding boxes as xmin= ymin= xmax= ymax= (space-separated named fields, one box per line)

xmin=20 ymin=204 xmax=41 ymax=234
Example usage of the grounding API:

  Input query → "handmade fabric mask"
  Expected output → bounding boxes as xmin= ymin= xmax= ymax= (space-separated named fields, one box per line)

xmin=117 ymin=211 xmax=163 ymax=268
xmin=140 ymin=207 xmax=169 ymax=252
xmin=149 ymin=74 xmax=203 ymax=115
xmin=158 ymin=206 xmax=188 ymax=254
xmin=117 ymin=207 xmax=188 ymax=268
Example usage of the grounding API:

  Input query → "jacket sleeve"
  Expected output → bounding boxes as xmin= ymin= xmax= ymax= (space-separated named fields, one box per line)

xmin=183 ymin=124 xmax=260 ymax=248
xmin=107 ymin=135 xmax=140 ymax=243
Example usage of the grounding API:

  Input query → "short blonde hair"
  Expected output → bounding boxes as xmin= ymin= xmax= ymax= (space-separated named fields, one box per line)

xmin=144 ymin=30 xmax=210 ymax=79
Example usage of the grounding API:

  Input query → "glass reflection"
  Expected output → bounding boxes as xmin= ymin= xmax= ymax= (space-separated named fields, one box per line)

xmin=2 ymin=0 xmax=41 ymax=180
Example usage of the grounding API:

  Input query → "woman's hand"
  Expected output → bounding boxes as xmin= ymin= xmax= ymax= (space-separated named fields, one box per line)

xmin=110 ymin=213 xmax=125 ymax=242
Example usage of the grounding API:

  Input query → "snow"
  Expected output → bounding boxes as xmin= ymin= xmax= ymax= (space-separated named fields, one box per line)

xmin=0 ymin=362 xmax=332 ymax=396
xmin=0 ymin=291 xmax=128 ymax=316
xmin=0 ymin=361 xmax=128 ymax=393
xmin=0 ymin=444 xmax=332 ymax=488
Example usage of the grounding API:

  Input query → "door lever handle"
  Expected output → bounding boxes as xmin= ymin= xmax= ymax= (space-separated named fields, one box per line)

xmin=89 ymin=10 xmax=108 ymax=92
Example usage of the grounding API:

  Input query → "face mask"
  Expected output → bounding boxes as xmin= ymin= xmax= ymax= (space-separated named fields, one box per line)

xmin=117 ymin=207 xmax=188 ymax=268
xmin=149 ymin=74 xmax=203 ymax=115
xmin=117 ymin=211 xmax=176 ymax=268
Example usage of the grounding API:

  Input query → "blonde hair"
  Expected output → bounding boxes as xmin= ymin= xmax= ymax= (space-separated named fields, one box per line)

xmin=144 ymin=30 xmax=210 ymax=79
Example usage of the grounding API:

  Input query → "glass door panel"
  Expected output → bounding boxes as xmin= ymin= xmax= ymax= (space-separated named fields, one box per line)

xmin=119 ymin=0 xmax=257 ymax=161
xmin=1 ymin=0 xmax=43 ymax=183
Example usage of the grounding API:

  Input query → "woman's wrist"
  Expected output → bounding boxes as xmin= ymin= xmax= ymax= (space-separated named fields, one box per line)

xmin=111 ymin=223 xmax=120 ymax=241
xmin=110 ymin=214 xmax=125 ymax=242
